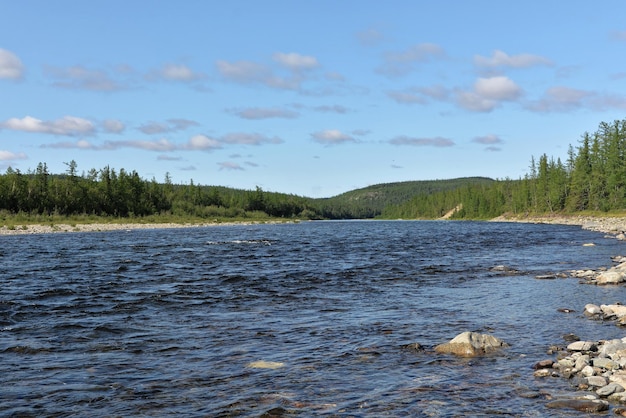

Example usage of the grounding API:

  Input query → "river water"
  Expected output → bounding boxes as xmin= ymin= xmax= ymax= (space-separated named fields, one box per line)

xmin=2 ymin=220 xmax=626 ymax=417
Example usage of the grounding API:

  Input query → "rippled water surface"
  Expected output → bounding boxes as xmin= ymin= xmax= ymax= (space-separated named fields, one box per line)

xmin=3 ymin=220 xmax=626 ymax=417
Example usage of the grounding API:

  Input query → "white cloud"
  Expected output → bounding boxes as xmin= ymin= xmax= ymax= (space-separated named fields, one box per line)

xmin=186 ymin=134 xmax=221 ymax=150
xmin=311 ymin=129 xmax=356 ymax=145
xmin=228 ymin=107 xmax=299 ymax=120
xmin=474 ymin=50 xmax=552 ymax=68
xmin=0 ymin=150 xmax=27 ymax=160
xmin=456 ymin=76 xmax=522 ymax=112
xmin=1 ymin=115 xmax=96 ymax=136
xmin=0 ymin=48 xmax=24 ymax=80
xmin=388 ymin=136 xmax=455 ymax=147
xmin=102 ymin=119 xmax=125 ymax=134
xmin=104 ymin=138 xmax=177 ymax=152
xmin=272 ymin=52 xmax=319 ymax=71
xmin=455 ymin=91 xmax=498 ymax=112
xmin=474 ymin=76 xmax=522 ymax=100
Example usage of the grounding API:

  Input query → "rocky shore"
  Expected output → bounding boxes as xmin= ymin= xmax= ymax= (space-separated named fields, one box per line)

xmin=492 ymin=214 xmax=626 ymax=238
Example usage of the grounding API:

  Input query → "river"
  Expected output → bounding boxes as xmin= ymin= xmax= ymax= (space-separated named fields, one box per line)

xmin=2 ymin=220 xmax=626 ymax=416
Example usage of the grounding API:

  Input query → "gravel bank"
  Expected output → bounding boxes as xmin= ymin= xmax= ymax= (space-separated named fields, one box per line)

xmin=0 ymin=221 xmax=279 ymax=235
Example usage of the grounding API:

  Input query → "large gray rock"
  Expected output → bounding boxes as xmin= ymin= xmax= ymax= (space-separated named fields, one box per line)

xmin=434 ymin=331 xmax=508 ymax=357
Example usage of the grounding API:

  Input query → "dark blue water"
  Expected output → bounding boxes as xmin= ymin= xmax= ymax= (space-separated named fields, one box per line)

xmin=2 ymin=221 xmax=626 ymax=417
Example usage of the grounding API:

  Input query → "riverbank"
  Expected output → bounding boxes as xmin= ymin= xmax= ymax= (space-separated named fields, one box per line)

xmin=0 ymin=220 xmax=288 ymax=235
xmin=491 ymin=214 xmax=626 ymax=238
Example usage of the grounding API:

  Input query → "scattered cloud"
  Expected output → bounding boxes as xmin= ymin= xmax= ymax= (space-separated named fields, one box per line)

xmin=185 ymin=134 xmax=221 ymax=150
xmin=221 ymin=132 xmax=283 ymax=145
xmin=325 ymin=72 xmax=345 ymax=82
xmin=377 ymin=43 xmax=445 ymax=77
xmin=525 ymin=86 xmax=626 ymax=112
xmin=352 ymin=129 xmax=370 ymax=136
xmin=0 ymin=150 xmax=27 ymax=161
xmin=610 ymin=30 xmax=626 ymax=41
xmin=387 ymin=85 xmax=450 ymax=105
xmin=356 ymin=28 xmax=386 ymax=47
xmin=272 ymin=52 xmax=319 ymax=71
xmin=138 ymin=118 xmax=199 ymax=134
xmin=103 ymin=138 xmax=177 ymax=152
xmin=472 ymin=134 xmax=503 ymax=145
xmin=311 ymin=129 xmax=357 ymax=145
xmin=157 ymin=155 xmax=182 ymax=161
xmin=43 ymin=139 xmax=97 ymax=149
xmin=218 ymin=161 xmax=244 ymax=171
xmin=179 ymin=165 xmax=196 ymax=171
xmin=525 ymin=86 xmax=593 ymax=112
xmin=0 ymin=48 xmax=24 ymax=80
xmin=45 ymin=65 xmax=127 ymax=92
xmin=245 ymin=161 xmax=258 ymax=167
xmin=102 ymin=119 xmax=125 ymax=134
xmin=148 ymin=63 xmax=206 ymax=82
xmin=474 ymin=50 xmax=553 ymax=68
xmin=228 ymin=107 xmax=299 ymax=120
xmin=313 ymin=105 xmax=349 ymax=114
xmin=1 ymin=115 xmax=96 ymax=136
xmin=473 ymin=135 xmax=503 ymax=151
xmin=217 ymin=53 xmax=317 ymax=91
xmin=456 ymin=76 xmax=522 ymax=112
xmin=388 ymin=135 xmax=455 ymax=147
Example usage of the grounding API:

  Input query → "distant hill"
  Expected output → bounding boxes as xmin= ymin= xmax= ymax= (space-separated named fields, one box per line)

xmin=312 ymin=177 xmax=495 ymax=219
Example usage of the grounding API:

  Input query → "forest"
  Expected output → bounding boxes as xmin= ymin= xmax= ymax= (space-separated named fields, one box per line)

xmin=0 ymin=117 xmax=624 ymax=223
xmin=381 ymin=118 xmax=626 ymax=219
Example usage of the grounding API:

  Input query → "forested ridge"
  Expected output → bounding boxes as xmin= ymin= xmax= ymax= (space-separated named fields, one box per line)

xmin=1 ymin=117 xmax=625 ymax=223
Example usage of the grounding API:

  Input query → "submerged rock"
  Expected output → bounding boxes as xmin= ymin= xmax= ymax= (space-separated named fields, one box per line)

xmin=434 ymin=331 xmax=509 ymax=357
xmin=545 ymin=398 xmax=608 ymax=413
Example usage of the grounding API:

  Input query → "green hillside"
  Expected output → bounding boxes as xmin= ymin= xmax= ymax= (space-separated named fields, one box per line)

xmin=314 ymin=177 xmax=495 ymax=219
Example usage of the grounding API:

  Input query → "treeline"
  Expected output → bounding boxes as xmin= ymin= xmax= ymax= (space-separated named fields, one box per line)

xmin=382 ymin=118 xmax=626 ymax=219
xmin=0 ymin=161 xmax=316 ymax=220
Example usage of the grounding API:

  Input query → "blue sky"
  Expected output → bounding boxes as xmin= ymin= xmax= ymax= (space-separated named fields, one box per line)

xmin=1 ymin=1 xmax=625 ymax=198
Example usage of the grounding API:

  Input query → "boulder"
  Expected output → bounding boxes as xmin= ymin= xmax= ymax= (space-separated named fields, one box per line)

xmin=584 ymin=303 xmax=602 ymax=315
xmin=434 ymin=331 xmax=508 ymax=357
xmin=596 ymin=271 xmax=626 ymax=285
xmin=601 ymin=304 xmax=626 ymax=318
xmin=567 ymin=340 xmax=597 ymax=352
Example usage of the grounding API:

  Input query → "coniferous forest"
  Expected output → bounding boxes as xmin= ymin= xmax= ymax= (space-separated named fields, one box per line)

xmin=0 ymin=118 xmax=625 ymax=223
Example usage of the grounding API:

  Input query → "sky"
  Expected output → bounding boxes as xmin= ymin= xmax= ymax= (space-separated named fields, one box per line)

xmin=1 ymin=1 xmax=626 ymax=198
